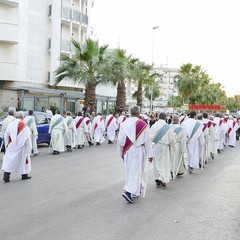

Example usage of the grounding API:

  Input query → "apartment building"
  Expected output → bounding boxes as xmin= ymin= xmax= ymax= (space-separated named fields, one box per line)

xmin=153 ymin=66 xmax=179 ymax=110
xmin=0 ymin=0 xmax=116 ymax=113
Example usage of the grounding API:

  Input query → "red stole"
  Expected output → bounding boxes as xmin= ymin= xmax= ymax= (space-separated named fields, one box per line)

xmin=107 ymin=115 xmax=114 ymax=128
xmin=86 ymin=119 xmax=91 ymax=125
xmin=76 ymin=117 xmax=84 ymax=129
xmin=94 ymin=117 xmax=102 ymax=131
xmin=228 ymin=121 xmax=236 ymax=134
xmin=122 ymin=119 xmax=147 ymax=158
xmin=122 ymin=116 xmax=127 ymax=123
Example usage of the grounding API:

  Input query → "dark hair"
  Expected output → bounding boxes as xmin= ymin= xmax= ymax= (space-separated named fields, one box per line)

xmin=189 ymin=111 xmax=197 ymax=118
xmin=78 ymin=111 xmax=82 ymax=116
xmin=159 ymin=112 xmax=167 ymax=120
xmin=203 ymin=112 xmax=208 ymax=118
xmin=55 ymin=109 xmax=60 ymax=114
xmin=28 ymin=110 xmax=34 ymax=115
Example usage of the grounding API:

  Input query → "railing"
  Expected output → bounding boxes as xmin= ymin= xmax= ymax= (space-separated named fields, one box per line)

xmin=48 ymin=5 xmax=52 ymax=16
xmin=62 ymin=6 xmax=71 ymax=20
xmin=61 ymin=39 xmax=71 ymax=52
xmin=61 ymin=6 xmax=88 ymax=26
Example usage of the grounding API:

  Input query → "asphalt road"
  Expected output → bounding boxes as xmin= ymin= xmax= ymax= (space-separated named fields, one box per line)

xmin=0 ymin=140 xmax=240 ymax=240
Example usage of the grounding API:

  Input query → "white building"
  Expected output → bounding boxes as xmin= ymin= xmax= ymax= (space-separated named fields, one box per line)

xmin=0 ymin=0 xmax=116 ymax=114
xmin=153 ymin=66 xmax=179 ymax=111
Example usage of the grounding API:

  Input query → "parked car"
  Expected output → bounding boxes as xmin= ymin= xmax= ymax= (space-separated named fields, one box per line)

xmin=0 ymin=111 xmax=52 ymax=146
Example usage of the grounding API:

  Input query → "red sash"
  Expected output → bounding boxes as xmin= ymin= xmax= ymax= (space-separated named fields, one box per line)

xmin=94 ymin=117 xmax=102 ymax=132
xmin=122 ymin=116 xmax=127 ymax=123
xmin=219 ymin=119 xmax=223 ymax=126
xmin=207 ymin=121 xmax=212 ymax=128
xmin=76 ymin=117 xmax=84 ymax=129
xmin=122 ymin=119 xmax=147 ymax=158
xmin=202 ymin=123 xmax=208 ymax=132
xmin=9 ymin=121 xmax=27 ymax=144
xmin=228 ymin=121 xmax=236 ymax=134
xmin=107 ymin=115 xmax=114 ymax=128
xmin=86 ymin=119 xmax=90 ymax=125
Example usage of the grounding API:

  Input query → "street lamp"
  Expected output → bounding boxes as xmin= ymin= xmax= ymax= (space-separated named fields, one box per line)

xmin=150 ymin=25 xmax=159 ymax=112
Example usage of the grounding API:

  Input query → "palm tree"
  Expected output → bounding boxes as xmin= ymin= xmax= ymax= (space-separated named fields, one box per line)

xmin=105 ymin=48 xmax=130 ymax=114
xmin=54 ymin=38 xmax=108 ymax=112
xmin=175 ymin=63 xmax=210 ymax=104
xmin=131 ymin=61 xmax=152 ymax=108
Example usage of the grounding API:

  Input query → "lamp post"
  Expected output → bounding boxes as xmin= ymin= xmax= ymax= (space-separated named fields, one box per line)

xmin=150 ymin=26 xmax=159 ymax=112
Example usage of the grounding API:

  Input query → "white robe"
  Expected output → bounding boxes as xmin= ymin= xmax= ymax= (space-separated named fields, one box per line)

xmin=1 ymin=115 xmax=16 ymax=145
xmin=172 ymin=124 xmax=187 ymax=175
xmin=150 ymin=120 xmax=175 ymax=183
xmin=1 ymin=119 xmax=32 ymax=174
xmin=118 ymin=117 xmax=153 ymax=196
xmin=209 ymin=121 xmax=218 ymax=157
xmin=83 ymin=117 xmax=92 ymax=142
xmin=105 ymin=114 xmax=117 ymax=142
xmin=49 ymin=114 xmax=68 ymax=152
xmin=92 ymin=115 xmax=105 ymax=143
xmin=182 ymin=118 xmax=204 ymax=169
xmin=24 ymin=115 xmax=39 ymax=155
xmin=64 ymin=116 xmax=77 ymax=148
xmin=213 ymin=117 xmax=225 ymax=150
xmin=75 ymin=116 xmax=88 ymax=145
xmin=228 ymin=120 xmax=239 ymax=146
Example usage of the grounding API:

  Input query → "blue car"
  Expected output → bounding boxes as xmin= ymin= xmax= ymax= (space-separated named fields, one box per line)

xmin=0 ymin=111 xmax=52 ymax=147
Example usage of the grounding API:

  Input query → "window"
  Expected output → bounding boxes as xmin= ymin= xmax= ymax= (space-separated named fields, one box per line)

xmin=35 ymin=114 xmax=48 ymax=125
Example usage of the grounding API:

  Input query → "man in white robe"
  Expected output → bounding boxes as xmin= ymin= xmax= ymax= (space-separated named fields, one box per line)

xmin=118 ymin=106 xmax=153 ymax=203
xmin=171 ymin=115 xmax=187 ymax=176
xmin=92 ymin=113 xmax=105 ymax=145
xmin=84 ymin=113 xmax=93 ymax=146
xmin=75 ymin=112 xmax=88 ymax=149
xmin=150 ymin=112 xmax=176 ymax=187
xmin=213 ymin=113 xmax=225 ymax=153
xmin=49 ymin=109 xmax=68 ymax=155
xmin=0 ymin=109 xmax=16 ymax=150
xmin=182 ymin=111 xmax=205 ymax=173
xmin=105 ymin=111 xmax=117 ymax=144
xmin=227 ymin=116 xmax=239 ymax=147
xmin=209 ymin=115 xmax=218 ymax=159
xmin=117 ymin=111 xmax=127 ymax=130
xmin=24 ymin=110 xmax=39 ymax=156
xmin=2 ymin=111 xmax=32 ymax=182
xmin=64 ymin=111 xmax=77 ymax=152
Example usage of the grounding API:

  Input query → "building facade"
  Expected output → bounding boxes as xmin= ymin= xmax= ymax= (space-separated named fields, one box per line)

xmin=0 ymin=0 xmax=116 ymax=114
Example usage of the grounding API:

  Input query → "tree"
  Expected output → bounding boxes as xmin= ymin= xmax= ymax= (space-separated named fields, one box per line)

xmin=54 ymin=38 xmax=108 ymax=112
xmin=131 ymin=61 xmax=153 ymax=108
xmin=105 ymin=48 xmax=130 ymax=114
xmin=175 ymin=63 xmax=210 ymax=104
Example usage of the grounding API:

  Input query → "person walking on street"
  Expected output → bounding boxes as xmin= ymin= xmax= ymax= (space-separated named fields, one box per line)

xmin=105 ymin=111 xmax=117 ymax=144
xmin=49 ymin=109 xmax=68 ymax=155
xmin=75 ymin=112 xmax=88 ymax=149
xmin=2 ymin=111 xmax=32 ymax=182
xmin=64 ymin=111 xmax=77 ymax=152
xmin=24 ymin=110 xmax=39 ymax=156
xmin=150 ymin=112 xmax=176 ymax=187
xmin=118 ymin=106 xmax=153 ymax=203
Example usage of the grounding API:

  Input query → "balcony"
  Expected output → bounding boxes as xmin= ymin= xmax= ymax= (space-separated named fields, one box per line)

xmin=0 ymin=22 xmax=18 ymax=43
xmin=61 ymin=6 xmax=88 ymax=26
xmin=61 ymin=39 xmax=72 ymax=52
xmin=0 ymin=62 xmax=18 ymax=81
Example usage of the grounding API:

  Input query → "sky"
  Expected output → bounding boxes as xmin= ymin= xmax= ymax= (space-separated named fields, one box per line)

xmin=91 ymin=0 xmax=240 ymax=97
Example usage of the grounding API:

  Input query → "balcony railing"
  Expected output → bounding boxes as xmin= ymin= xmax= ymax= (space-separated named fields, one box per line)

xmin=61 ymin=39 xmax=72 ymax=52
xmin=62 ymin=6 xmax=71 ymax=20
xmin=61 ymin=6 xmax=88 ymax=26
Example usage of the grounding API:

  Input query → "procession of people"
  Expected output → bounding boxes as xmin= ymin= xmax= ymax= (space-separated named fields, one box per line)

xmin=1 ymin=107 xmax=240 ymax=206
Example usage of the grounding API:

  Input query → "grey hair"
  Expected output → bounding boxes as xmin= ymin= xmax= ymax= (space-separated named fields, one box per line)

xmin=8 ymin=110 xmax=15 ymax=116
xmin=130 ymin=106 xmax=140 ymax=116
xmin=172 ymin=114 xmax=179 ymax=124
xmin=159 ymin=112 xmax=167 ymax=120
xmin=16 ymin=111 xmax=24 ymax=119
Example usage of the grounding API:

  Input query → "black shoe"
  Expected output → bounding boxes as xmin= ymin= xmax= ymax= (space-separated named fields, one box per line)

xmin=52 ymin=150 xmax=58 ymax=155
xmin=88 ymin=141 xmax=93 ymax=146
xmin=77 ymin=145 xmax=83 ymax=149
xmin=96 ymin=142 xmax=100 ymax=146
xmin=122 ymin=191 xmax=133 ymax=203
xmin=3 ymin=172 xmax=10 ymax=183
xmin=108 ymin=140 xmax=113 ymax=144
xmin=67 ymin=148 xmax=72 ymax=152
xmin=217 ymin=149 xmax=221 ymax=154
xmin=22 ymin=174 xmax=31 ymax=180
xmin=155 ymin=179 xmax=161 ymax=187
xmin=177 ymin=173 xmax=184 ymax=176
